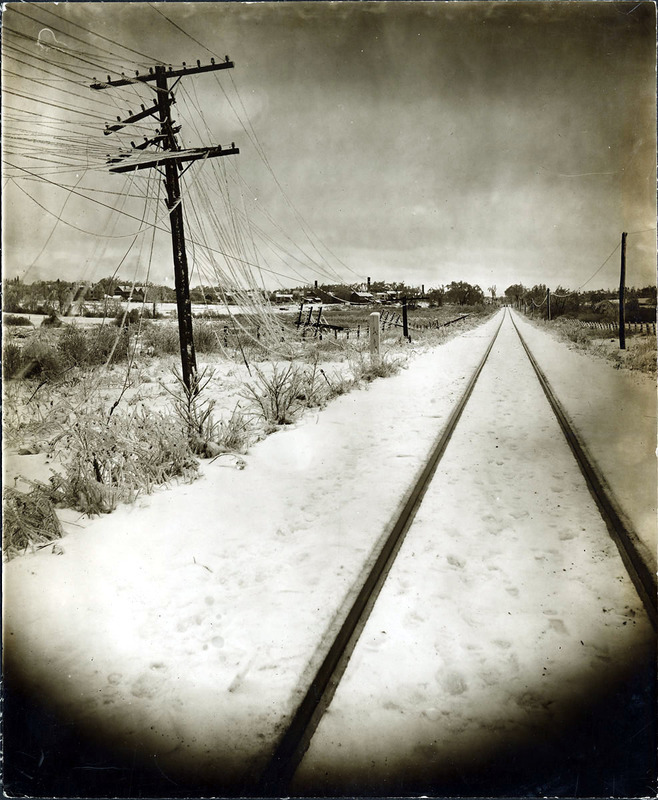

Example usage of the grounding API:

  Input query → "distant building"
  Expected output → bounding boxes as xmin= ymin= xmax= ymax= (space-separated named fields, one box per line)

xmin=114 ymin=285 xmax=145 ymax=302
xmin=350 ymin=291 xmax=377 ymax=305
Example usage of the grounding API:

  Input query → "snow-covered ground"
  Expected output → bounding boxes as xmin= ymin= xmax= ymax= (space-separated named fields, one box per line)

xmin=513 ymin=311 xmax=656 ymax=565
xmin=3 ymin=308 xmax=655 ymax=795
xmin=293 ymin=312 xmax=654 ymax=795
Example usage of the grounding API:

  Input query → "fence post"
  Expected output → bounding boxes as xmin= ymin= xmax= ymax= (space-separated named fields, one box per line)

xmin=619 ymin=231 xmax=627 ymax=350
xmin=369 ymin=312 xmax=381 ymax=366
xmin=402 ymin=296 xmax=409 ymax=340
xmin=224 ymin=325 xmax=228 ymax=347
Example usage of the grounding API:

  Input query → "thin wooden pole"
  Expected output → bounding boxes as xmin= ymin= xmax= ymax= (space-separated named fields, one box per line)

xmin=619 ymin=232 xmax=627 ymax=350
xmin=369 ymin=312 xmax=381 ymax=366
xmin=402 ymin=296 xmax=409 ymax=339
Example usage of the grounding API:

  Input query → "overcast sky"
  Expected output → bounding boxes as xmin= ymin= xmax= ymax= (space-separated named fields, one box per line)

xmin=2 ymin=1 xmax=656 ymax=292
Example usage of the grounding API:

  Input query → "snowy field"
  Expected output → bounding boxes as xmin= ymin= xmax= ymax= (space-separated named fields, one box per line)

xmin=3 ymin=308 xmax=656 ymax=796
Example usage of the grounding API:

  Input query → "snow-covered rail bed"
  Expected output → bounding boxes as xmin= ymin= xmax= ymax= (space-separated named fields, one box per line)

xmin=290 ymin=313 xmax=655 ymax=796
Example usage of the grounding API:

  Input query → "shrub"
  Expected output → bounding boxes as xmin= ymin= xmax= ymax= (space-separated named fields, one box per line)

xmin=242 ymin=362 xmax=323 ymax=427
xmin=40 ymin=311 xmax=62 ymax=327
xmin=48 ymin=406 xmax=198 ymax=515
xmin=4 ymin=315 xmax=32 ymax=327
xmin=58 ymin=325 xmax=90 ymax=366
xmin=20 ymin=339 xmax=65 ymax=380
xmin=3 ymin=484 xmax=63 ymax=560
xmin=3 ymin=342 xmax=23 ymax=379
xmin=163 ymin=367 xmax=219 ymax=453
xmin=141 ymin=322 xmax=180 ymax=356
xmin=349 ymin=350 xmax=406 ymax=383
xmin=625 ymin=339 xmax=657 ymax=375
xmin=86 ymin=325 xmax=130 ymax=364
xmin=318 ymin=367 xmax=355 ymax=398
xmin=57 ymin=324 xmax=129 ymax=368
xmin=193 ymin=320 xmax=222 ymax=353
xmin=163 ymin=367 xmax=252 ymax=457
xmin=115 ymin=308 xmax=141 ymax=327
xmin=213 ymin=404 xmax=252 ymax=454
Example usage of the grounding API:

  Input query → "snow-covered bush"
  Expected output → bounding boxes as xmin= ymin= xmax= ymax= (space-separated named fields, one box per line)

xmin=242 ymin=361 xmax=324 ymax=428
xmin=47 ymin=406 xmax=198 ymax=515
xmin=349 ymin=350 xmax=407 ymax=383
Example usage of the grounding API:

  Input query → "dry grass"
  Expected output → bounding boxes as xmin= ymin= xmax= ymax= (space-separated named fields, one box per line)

xmin=47 ymin=406 xmax=198 ymax=515
xmin=549 ymin=318 xmax=656 ymax=376
xmin=241 ymin=361 xmax=325 ymax=428
xmin=3 ymin=483 xmax=63 ymax=560
xmin=3 ymin=309 xmax=496 ymax=534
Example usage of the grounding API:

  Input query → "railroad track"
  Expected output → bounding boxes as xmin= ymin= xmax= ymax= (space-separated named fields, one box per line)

xmin=256 ymin=308 xmax=656 ymax=795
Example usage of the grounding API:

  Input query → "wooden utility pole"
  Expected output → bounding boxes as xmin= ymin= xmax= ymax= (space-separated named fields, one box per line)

xmin=619 ymin=231 xmax=627 ymax=350
xmin=91 ymin=59 xmax=239 ymax=392
xmin=546 ymin=288 xmax=551 ymax=321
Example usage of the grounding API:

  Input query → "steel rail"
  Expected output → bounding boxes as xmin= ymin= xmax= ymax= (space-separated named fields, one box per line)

xmin=510 ymin=313 xmax=657 ymax=629
xmin=254 ymin=311 xmax=507 ymax=794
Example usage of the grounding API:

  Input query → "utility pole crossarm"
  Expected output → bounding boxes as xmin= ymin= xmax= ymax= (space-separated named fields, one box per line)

xmin=108 ymin=144 xmax=239 ymax=173
xmin=104 ymin=103 xmax=160 ymax=134
xmin=90 ymin=58 xmax=234 ymax=90
xmin=90 ymin=58 xmax=238 ymax=395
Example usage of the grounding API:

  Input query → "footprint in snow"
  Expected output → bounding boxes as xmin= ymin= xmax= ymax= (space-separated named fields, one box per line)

xmin=547 ymin=618 xmax=568 ymax=635
xmin=130 ymin=674 xmax=159 ymax=699
xmin=438 ymin=670 xmax=468 ymax=696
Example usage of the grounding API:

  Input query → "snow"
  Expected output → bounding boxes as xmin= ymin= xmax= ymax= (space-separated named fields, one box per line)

xmin=292 ymin=311 xmax=654 ymax=794
xmin=512 ymin=311 xmax=656 ymax=566
xmin=3 ymin=309 xmax=655 ymax=793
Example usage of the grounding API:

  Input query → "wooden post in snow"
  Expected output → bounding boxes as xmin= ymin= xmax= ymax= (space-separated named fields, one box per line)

xmin=402 ymin=296 xmax=409 ymax=340
xmin=369 ymin=312 xmax=381 ymax=366
xmin=619 ymin=231 xmax=627 ymax=350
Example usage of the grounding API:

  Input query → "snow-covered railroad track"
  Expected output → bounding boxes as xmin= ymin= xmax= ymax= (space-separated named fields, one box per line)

xmin=259 ymin=309 xmax=656 ymax=796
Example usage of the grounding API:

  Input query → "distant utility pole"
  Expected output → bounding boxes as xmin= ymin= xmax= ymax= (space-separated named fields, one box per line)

xmin=619 ymin=231 xmax=627 ymax=350
xmin=546 ymin=288 xmax=551 ymax=321
xmin=91 ymin=59 xmax=239 ymax=392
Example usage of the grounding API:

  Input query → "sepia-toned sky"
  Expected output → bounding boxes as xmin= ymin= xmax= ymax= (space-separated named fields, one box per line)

xmin=2 ymin=1 xmax=656 ymax=291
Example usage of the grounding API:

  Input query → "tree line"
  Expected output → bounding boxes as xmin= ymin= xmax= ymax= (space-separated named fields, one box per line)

xmin=503 ymin=283 xmax=657 ymax=322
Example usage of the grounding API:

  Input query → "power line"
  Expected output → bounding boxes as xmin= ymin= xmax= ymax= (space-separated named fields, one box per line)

xmin=6 ymin=7 xmax=148 ymax=72
xmin=148 ymin=3 xmax=358 ymax=284
xmin=21 ymin=2 xmax=164 ymax=66
xmin=576 ymin=241 xmax=621 ymax=292
xmin=5 ymin=162 xmax=326 ymax=289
